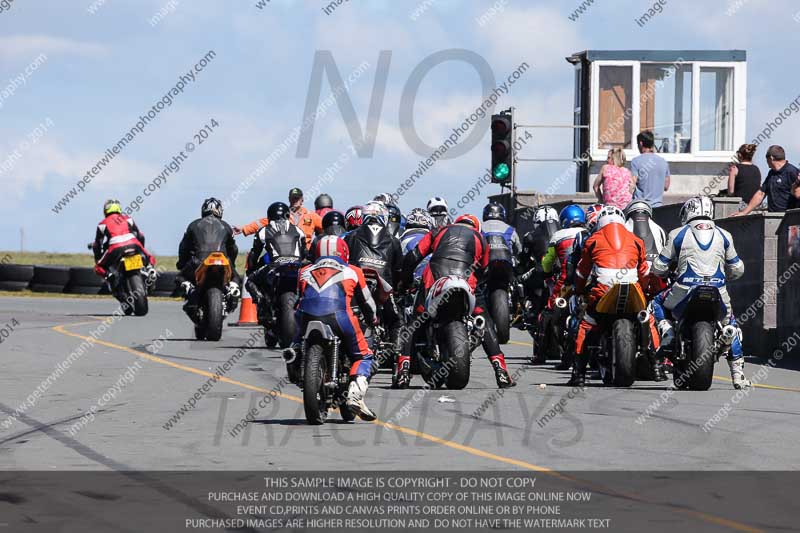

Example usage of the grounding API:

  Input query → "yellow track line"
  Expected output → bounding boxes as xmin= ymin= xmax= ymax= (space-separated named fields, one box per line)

xmin=509 ymin=340 xmax=798 ymax=393
xmin=51 ymin=319 xmax=763 ymax=533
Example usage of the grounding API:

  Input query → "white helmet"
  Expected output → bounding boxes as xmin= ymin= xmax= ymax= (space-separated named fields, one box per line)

xmin=426 ymin=196 xmax=448 ymax=212
xmin=596 ymin=205 xmax=626 ymax=230
xmin=680 ymin=196 xmax=714 ymax=225
xmin=533 ymin=206 xmax=558 ymax=224
xmin=623 ymin=200 xmax=652 ymax=219
xmin=362 ymin=201 xmax=388 ymax=227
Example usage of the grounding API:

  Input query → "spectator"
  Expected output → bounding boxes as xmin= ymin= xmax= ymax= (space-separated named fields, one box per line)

xmin=734 ymin=145 xmax=800 ymax=216
xmin=727 ymin=144 xmax=761 ymax=209
xmin=631 ymin=130 xmax=670 ymax=207
xmin=593 ymin=148 xmax=634 ymax=209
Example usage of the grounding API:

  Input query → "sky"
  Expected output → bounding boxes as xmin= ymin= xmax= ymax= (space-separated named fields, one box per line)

xmin=1 ymin=0 xmax=798 ymax=254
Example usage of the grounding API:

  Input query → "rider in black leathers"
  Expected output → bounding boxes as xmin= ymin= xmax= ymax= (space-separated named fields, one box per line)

xmin=245 ymin=202 xmax=307 ymax=303
xmin=345 ymin=201 xmax=404 ymax=367
xmin=176 ymin=197 xmax=241 ymax=308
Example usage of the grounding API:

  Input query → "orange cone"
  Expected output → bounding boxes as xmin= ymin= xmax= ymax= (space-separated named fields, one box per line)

xmin=228 ymin=275 xmax=259 ymax=327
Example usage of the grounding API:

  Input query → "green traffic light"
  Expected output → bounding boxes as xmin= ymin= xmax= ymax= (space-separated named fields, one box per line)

xmin=493 ymin=163 xmax=510 ymax=181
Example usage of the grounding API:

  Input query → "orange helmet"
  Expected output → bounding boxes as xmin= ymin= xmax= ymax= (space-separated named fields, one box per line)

xmin=455 ymin=214 xmax=481 ymax=232
xmin=314 ymin=235 xmax=349 ymax=262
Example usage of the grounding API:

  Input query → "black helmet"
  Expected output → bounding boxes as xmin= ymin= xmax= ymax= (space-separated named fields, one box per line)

xmin=322 ymin=210 xmax=346 ymax=235
xmin=482 ymin=202 xmax=506 ymax=222
xmin=314 ymin=193 xmax=333 ymax=210
xmin=201 ymin=197 xmax=223 ymax=218
xmin=267 ymin=201 xmax=290 ymax=221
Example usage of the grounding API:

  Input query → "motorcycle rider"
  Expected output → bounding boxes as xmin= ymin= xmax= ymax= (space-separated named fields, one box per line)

xmin=373 ymin=193 xmax=403 ymax=237
xmin=651 ymin=196 xmax=750 ymax=390
xmin=345 ymin=201 xmax=405 ymax=369
xmin=93 ymin=199 xmax=156 ymax=281
xmin=542 ymin=204 xmax=586 ymax=308
xmin=517 ymin=206 xmax=560 ymax=334
xmin=570 ymin=206 xmax=660 ymax=386
xmin=399 ymin=214 xmax=516 ymax=389
xmin=624 ymin=200 xmax=667 ymax=297
xmin=235 ymin=188 xmax=321 ymax=249
xmin=314 ymin=193 xmax=334 ymax=218
xmin=400 ymin=208 xmax=434 ymax=283
xmin=245 ymin=202 xmax=307 ymax=304
xmin=482 ymin=202 xmax=522 ymax=263
xmin=427 ymin=196 xmax=452 ymax=229
xmin=176 ymin=197 xmax=241 ymax=312
xmin=288 ymin=236 xmax=378 ymax=421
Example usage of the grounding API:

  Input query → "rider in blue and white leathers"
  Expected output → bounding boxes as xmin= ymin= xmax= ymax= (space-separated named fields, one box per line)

xmin=651 ymin=196 xmax=751 ymax=389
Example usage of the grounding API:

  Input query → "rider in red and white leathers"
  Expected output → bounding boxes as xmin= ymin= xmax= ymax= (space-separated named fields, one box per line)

xmin=93 ymin=199 xmax=155 ymax=277
xmin=651 ymin=196 xmax=750 ymax=389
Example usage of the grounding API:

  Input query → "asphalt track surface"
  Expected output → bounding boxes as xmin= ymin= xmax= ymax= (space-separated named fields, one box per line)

xmin=2 ymin=296 xmax=800 ymax=532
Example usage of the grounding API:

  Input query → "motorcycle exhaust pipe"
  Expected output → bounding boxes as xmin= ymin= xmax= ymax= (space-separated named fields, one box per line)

xmin=227 ymin=284 xmax=241 ymax=299
xmin=637 ymin=310 xmax=651 ymax=354
xmin=473 ymin=315 xmax=486 ymax=331
xmin=555 ymin=297 xmax=568 ymax=309
xmin=721 ymin=325 xmax=737 ymax=346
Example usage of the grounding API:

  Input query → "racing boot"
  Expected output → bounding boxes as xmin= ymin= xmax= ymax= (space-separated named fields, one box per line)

xmin=392 ymin=354 xmax=411 ymax=389
xmin=657 ymin=320 xmax=674 ymax=349
xmin=568 ymin=352 xmax=588 ymax=387
xmin=727 ymin=357 xmax=752 ymax=390
xmin=489 ymin=354 xmax=516 ymax=389
xmin=651 ymin=356 xmax=668 ymax=382
xmin=346 ymin=376 xmax=377 ymax=421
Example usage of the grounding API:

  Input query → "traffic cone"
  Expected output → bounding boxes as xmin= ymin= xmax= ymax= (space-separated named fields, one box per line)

xmin=228 ymin=275 xmax=259 ymax=327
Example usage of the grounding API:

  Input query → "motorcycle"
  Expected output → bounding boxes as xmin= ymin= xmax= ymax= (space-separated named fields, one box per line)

xmin=190 ymin=252 xmax=239 ymax=341
xmin=659 ymin=284 xmax=735 ymax=391
xmin=408 ymin=275 xmax=485 ymax=390
xmin=301 ymin=320 xmax=356 ymax=425
xmin=532 ymin=291 xmax=570 ymax=366
xmin=108 ymin=247 xmax=155 ymax=317
xmin=585 ymin=282 xmax=654 ymax=387
xmin=248 ymin=257 xmax=301 ymax=349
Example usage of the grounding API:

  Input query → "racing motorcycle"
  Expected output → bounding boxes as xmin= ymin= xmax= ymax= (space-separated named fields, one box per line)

xmin=301 ymin=321 xmax=356 ymax=425
xmin=405 ymin=275 xmax=485 ymax=390
xmin=248 ymin=257 xmax=300 ymax=349
xmin=188 ymin=252 xmax=240 ymax=341
xmin=585 ymin=282 xmax=654 ymax=387
xmin=659 ymin=284 xmax=736 ymax=391
xmin=532 ymin=291 xmax=570 ymax=366
xmin=108 ymin=248 xmax=156 ymax=317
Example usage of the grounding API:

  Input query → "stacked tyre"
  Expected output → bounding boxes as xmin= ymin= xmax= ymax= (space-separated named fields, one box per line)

xmin=153 ymin=271 xmax=179 ymax=297
xmin=30 ymin=266 xmax=71 ymax=293
xmin=64 ymin=267 xmax=104 ymax=295
xmin=0 ymin=264 xmax=34 ymax=292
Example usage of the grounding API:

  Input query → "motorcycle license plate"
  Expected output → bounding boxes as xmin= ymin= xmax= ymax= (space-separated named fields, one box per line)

xmin=123 ymin=255 xmax=144 ymax=271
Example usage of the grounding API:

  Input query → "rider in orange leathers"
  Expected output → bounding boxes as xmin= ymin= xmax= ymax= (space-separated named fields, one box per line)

xmin=570 ymin=207 xmax=660 ymax=386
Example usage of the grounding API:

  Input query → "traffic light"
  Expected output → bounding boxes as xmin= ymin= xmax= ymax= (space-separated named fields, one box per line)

xmin=491 ymin=112 xmax=514 ymax=185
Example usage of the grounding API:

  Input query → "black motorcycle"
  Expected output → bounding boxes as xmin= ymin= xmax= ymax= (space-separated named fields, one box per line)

xmin=484 ymin=258 xmax=515 ymax=344
xmin=248 ymin=257 xmax=301 ymax=349
xmin=660 ymin=284 xmax=736 ymax=391
xmin=108 ymin=248 xmax=155 ymax=317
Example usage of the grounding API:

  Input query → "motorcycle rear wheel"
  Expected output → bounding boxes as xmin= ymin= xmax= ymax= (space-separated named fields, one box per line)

xmin=442 ymin=320 xmax=470 ymax=390
xmin=612 ymin=318 xmax=637 ymax=387
xmin=127 ymin=274 xmax=149 ymax=317
xmin=688 ymin=321 xmax=715 ymax=391
xmin=277 ymin=291 xmax=298 ymax=349
xmin=303 ymin=343 xmax=329 ymax=425
xmin=490 ymin=288 xmax=511 ymax=344
xmin=204 ymin=288 xmax=224 ymax=341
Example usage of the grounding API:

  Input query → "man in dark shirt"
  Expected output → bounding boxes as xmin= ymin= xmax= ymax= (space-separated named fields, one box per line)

xmin=734 ymin=145 xmax=800 ymax=215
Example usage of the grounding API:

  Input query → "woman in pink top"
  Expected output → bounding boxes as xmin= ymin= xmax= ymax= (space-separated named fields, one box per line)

xmin=594 ymin=148 xmax=634 ymax=209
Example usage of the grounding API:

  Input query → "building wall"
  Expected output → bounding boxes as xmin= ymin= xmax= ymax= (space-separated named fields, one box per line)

xmin=588 ymin=160 xmax=736 ymax=196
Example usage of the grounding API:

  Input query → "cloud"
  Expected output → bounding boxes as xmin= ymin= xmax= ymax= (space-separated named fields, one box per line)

xmin=0 ymin=35 xmax=109 ymax=61
xmin=477 ymin=5 xmax=583 ymax=72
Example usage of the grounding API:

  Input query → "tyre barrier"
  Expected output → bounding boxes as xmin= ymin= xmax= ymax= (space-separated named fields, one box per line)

xmin=64 ymin=267 xmax=104 ymax=295
xmin=154 ymin=271 xmax=179 ymax=297
xmin=0 ymin=263 xmax=181 ymax=297
xmin=0 ymin=264 xmax=34 ymax=291
xmin=29 ymin=265 xmax=71 ymax=293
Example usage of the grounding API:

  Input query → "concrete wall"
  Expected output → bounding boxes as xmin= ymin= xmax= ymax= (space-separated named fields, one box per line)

xmin=776 ymin=209 xmax=800 ymax=354
xmin=588 ymin=160 xmax=734 ymax=196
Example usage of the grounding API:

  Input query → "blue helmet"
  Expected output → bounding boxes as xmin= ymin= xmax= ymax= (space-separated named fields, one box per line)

xmin=559 ymin=204 xmax=585 ymax=229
